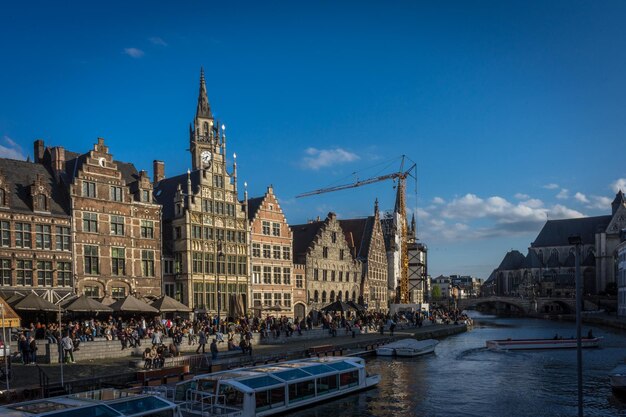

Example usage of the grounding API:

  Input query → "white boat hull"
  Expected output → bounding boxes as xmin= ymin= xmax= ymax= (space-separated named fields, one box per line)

xmin=610 ymin=364 xmax=626 ymax=393
xmin=376 ymin=339 xmax=439 ymax=357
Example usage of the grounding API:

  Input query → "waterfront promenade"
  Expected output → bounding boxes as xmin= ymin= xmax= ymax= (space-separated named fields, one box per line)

xmin=2 ymin=322 xmax=467 ymax=401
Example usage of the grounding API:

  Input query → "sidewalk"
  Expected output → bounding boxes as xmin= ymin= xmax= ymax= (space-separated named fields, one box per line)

xmin=5 ymin=323 xmax=467 ymax=392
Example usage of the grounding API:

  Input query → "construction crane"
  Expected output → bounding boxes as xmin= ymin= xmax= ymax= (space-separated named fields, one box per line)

xmin=297 ymin=156 xmax=416 ymax=304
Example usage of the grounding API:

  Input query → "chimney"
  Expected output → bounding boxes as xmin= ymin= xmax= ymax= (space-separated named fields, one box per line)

xmin=34 ymin=139 xmax=45 ymax=163
xmin=51 ymin=147 xmax=65 ymax=173
xmin=153 ymin=160 xmax=165 ymax=183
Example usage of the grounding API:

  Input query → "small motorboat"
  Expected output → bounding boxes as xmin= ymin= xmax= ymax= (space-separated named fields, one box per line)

xmin=486 ymin=337 xmax=602 ymax=350
xmin=376 ymin=339 xmax=439 ymax=357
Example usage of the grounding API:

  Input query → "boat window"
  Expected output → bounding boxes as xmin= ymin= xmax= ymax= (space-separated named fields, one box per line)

xmin=339 ymin=371 xmax=359 ymax=388
xmin=316 ymin=375 xmax=339 ymax=394
xmin=327 ymin=361 xmax=357 ymax=371
xmin=274 ymin=368 xmax=309 ymax=381
xmin=218 ymin=384 xmax=245 ymax=409
xmin=239 ymin=375 xmax=282 ymax=389
xmin=108 ymin=396 xmax=171 ymax=415
xmin=288 ymin=380 xmax=315 ymax=402
xmin=255 ymin=387 xmax=285 ymax=411
xmin=45 ymin=405 xmax=122 ymax=417
xmin=175 ymin=381 xmax=197 ymax=402
xmin=301 ymin=364 xmax=334 ymax=375
xmin=133 ymin=411 xmax=175 ymax=417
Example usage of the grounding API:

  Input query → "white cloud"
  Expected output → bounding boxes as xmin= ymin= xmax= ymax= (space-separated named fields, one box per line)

xmin=556 ymin=188 xmax=569 ymax=199
xmin=574 ymin=192 xmax=589 ymax=203
xmin=301 ymin=148 xmax=359 ymax=170
xmin=549 ymin=204 xmax=584 ymax=219
xmin=521 ymin=198 xmax=544 ymax=209
xmin=514 ymin=193 xmax=529 ymax=200
xmin=586 ymin=195 xmax=612 ymax=210
xmin=123 ymin=47 xmax=145 ymax=58
xmin=543 ymin=183 xmax=559 ymax=190
xmin=432 ymin=196 xmax=445 ymax=205
xmin=148 ymin=37 xmax=168 ymax=46
xmin=612 ymin=178 xmax=626 ymax=193
xmin=0 ymin=136 xmax=26 ymax=160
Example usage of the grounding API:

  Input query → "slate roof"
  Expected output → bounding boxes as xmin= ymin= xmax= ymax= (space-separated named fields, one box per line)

xmin=0 ymin=158 xmax=70 ymax=216
xmin=154 ymin=170 xmax=202 ymax=220
xmin=497 ymin=250 xmax=526 ymax=270
xmin=532 ymin=216 xmax=612 ymax=247
xmin=546 ymin=251 xmax=561 ymax=268
xmin=246 ymin=196 xmax=264 ymax=221
xmin=290 ymin=221 xmax=324 ymax=259
xmin=524 ymin=250 xmax=543 ymax=268
xmin=339 ymin=217 xmax=374 ymax=261
xmin=61 ymin=150 xmax=140 ymax=186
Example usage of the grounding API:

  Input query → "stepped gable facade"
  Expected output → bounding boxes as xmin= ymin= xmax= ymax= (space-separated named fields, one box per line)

xmin=0 ymin=157 xmax=72 ymax=302
xmin=247 ymin=186 xmax=297 ymax=318
xmin=155 ymin=69 xmax=248 ymax=315
xmin=36 ymin=137 xmax=162 ymax=300
xmin=291 ymin=212 xmax=361 ymax=312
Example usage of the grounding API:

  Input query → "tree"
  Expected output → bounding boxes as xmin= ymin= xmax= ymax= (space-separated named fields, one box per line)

xmin=431 ymin=285 xmax=442 ymax=300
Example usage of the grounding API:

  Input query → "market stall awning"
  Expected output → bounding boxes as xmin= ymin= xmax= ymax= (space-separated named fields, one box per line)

xmin=321 ymin=300 xmax=355 ymax=313
xmin=13 ymin=292 xmax=60 ymax=312
xmin=150 ymin=295 xmax=191 ymax=313
xmin=64 ymin=295 xmax=114 ymax=313
xmin=0 ymin=296 xmax=21 ymax=327
xmin=109 ymin=295 xmax=158 ymax=313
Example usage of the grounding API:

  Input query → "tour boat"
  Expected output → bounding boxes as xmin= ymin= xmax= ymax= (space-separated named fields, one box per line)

xmin=376 ymin=339 xmax=439 ymax=357
xmin=486 ymin=337 xmax=602 ymax=350
xmin=156 ymin=356 xmax=379 ymax=417
xmin=0 ymin=388 xmax=181 ymax=417
xmin=609 ymin=363 xmax=626 ymax=394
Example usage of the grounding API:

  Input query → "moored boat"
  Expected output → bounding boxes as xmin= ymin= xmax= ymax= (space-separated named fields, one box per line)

xmin=486 ymin=337 xmax=602 ymax=350
xmin=376 ymin=338 xmax=439 ymax=357
xmin=609 ymin=363 xmax=626 ymax=394
xmin=161 ymin=356 xmax=379 ymax=416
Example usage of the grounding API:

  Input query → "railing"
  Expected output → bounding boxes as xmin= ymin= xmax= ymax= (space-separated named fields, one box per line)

xmin=36 ymin=364 xmax=50 ymax=397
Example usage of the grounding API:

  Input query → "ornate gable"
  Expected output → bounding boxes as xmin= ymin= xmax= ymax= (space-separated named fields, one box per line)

xmin=0 ymin=169 xmax=10 ymax=207
xmin=29 ymin=173 xmax=52 ymax=212
xmin=606 ymin=203 xmax=626 ymax=235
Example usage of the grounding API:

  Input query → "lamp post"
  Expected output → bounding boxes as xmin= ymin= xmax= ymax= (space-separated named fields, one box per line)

xmin=568 ymin=235 xmax=583 ymax=417
xmin=216 ymin=239 xmax=224 ymax=326
xmin=1 ymin=302 xmax=9 ymax=389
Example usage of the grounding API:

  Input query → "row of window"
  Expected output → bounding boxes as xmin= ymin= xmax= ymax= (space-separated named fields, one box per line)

xmin=191 ymin=282 xmax=247 ymax=310
xmin=253 ymin=292 xmax=292 ymax=308
xmin=261 ymin=221 xmax=282 ymax=236
xmin=83 ymin=245 xmax=155 ymax=277
xmin=322 ymin=246 xmax=345 ymax=260
xmin=252 ymin=243 xmax=291 ymax=260
xmin=83 ymin=181 xmax=151 ymax=202
xmin=0 ymin=259 xmax=71 ymax=287
xmin=190 ymin=225 xmax=246 ymax=243
xmin=191 ymin=253 xmax=247 ymax=276
xmin=201 ymin=199 xmax=237 ymax=216
xmin=251 ymin=266 xmax=292 ymax=285
xmin=312 ymin=268 xmax=357 ymax=282
xmin=0 ymin=222 xmax=70 ymax=250
xmin=310 ymin=289 xmax=357 ymax=304
xmin=82 ymin=213 xmax=154 ymax=238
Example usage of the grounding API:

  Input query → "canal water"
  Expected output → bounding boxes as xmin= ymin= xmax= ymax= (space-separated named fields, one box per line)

xmin=287 ymin=312 xmax=626 ymax=417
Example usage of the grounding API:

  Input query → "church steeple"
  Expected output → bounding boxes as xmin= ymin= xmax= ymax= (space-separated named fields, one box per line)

xmin=196 ymin=67 xmax=212 ymax=119
xmin=612 ymin=190 xmax=625 ymax=215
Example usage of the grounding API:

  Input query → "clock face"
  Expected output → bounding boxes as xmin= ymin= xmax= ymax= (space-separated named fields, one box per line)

xmin=201 ymin=151 xmax=212 ymax=166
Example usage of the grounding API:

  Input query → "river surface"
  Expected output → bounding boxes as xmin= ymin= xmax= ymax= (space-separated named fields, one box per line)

xmin=287 ymin=312 xmax=626 ymax=417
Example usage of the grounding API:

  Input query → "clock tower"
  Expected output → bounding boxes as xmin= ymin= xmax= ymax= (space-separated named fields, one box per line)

xmin=190 ymin=68 xmax=224 ymax=171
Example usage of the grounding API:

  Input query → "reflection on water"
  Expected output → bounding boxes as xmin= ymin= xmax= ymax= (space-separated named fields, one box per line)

xmin=287 ymin=313 xmax=626 ymax=417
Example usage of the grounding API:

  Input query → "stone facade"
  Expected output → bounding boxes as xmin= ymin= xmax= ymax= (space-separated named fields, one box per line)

xmin=292 ymin=212 xmax=361 ymax=312
xmin=292 ymin=263 xmax=307 ymax=320
xmin=247 ymin=186 xmax=295 ymax=318
xmin=42 ymin=138 xmax=163 ymax=299
xmin=156 ymin=69 xmax=248 ymax=316
xmin=0 ymin=159 xmax=73 ymax=302
xmin=617 ymin=239 xmax=626 ymax=317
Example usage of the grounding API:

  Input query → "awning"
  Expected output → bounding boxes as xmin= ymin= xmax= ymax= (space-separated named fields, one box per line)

xmin=13 ymin=292 xmax=60 ymax=312
xmin=109 ymin=295 xmax=158 ymax=313
xmin=150 ymin=295 xmax=191 ymax=313
xmin=64 ymin=295 xmax=113 ymax=313
xmin=0 ymin=296 xmax=21 ymax=327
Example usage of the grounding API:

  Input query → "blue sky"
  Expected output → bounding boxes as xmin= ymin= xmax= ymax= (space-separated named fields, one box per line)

xmin=1 ymin=1 xmax=625 ymax=279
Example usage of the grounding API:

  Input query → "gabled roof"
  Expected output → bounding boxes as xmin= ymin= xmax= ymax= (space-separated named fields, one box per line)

xmin=339 ymin=217 xmax=375 ymax=260
xmin=524 ymin=250 xmax=543 ymax=268
xmin=154 ymin=170 xmax=202 ymax=220
xmin=532 ymin=216 xmax=612 ymax=247
xmin=0 ymin=158 xmax=70 ymax=216
xmin=497 ymin=250 xmax=526 ymax=270
xmin=546 ymin=251 xmax=561 ymax=268
xmin=246 ymin=196 xmax=264 ymax=221
xmin=290 ymin=221 xmax=325 ymax=258
xmin=582 ymin=251 xmax=596 ymax=267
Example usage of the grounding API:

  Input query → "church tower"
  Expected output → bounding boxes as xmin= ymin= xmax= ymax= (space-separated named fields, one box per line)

xmin=190 ymin=68 xmax=225 ymax=171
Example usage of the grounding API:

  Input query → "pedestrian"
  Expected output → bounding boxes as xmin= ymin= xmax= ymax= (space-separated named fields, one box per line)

xmin=196 ymin=329 xmax=207 ymax=354
xmin=61 ymin=333 xmax=75 ymax=363
xmin=29 ymin=336 xmax=38 ymax=364
xmin=19 ymin=335 xmax=30 ymax=365
xmin=210 ymin=338 xmax=218 ymax=360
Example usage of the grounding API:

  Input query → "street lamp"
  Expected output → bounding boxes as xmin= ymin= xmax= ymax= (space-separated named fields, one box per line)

xmin=568 ymin=234 xmax=583 ymax=417
xmin=1 ymin=302 xmax=9 ymax=389
xmin=216 ymin=239 xmax=225 ymax=326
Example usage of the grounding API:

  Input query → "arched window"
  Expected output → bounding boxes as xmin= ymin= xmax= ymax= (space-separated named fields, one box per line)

xmin=330 ymin=290 xmax=335 ymax=302
xmin=0 ymin=188 xmax=5 ymax=206
xmin=322 ymin=291 xmax=327 ymax=303
xmin=352 ymin=291 xmax=356 ymax=301
xmin=203 ymin=122 xmax=209 ymax=136
xmin=314 ymin=290 xmax=319 ymax=302
xmin=337 ymin=291 xmax=342 ymax=301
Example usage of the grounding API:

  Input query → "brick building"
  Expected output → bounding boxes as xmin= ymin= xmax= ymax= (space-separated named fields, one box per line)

xmin=0 ymin=159 xmax=73 ymax=302
xmin=247 ymin=186 xmax=295 ymax=318
xmin=155 ymin=69 xmax=248 ymax=316
xmin=291 ymin=212 xmax=361 ymax=312
xmin=36 ymin=138 xmax=162 ymax=300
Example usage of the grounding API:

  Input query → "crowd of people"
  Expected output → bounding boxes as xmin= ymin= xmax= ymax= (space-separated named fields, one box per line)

xmin=15 ymin=306 xmax=468 ymax=364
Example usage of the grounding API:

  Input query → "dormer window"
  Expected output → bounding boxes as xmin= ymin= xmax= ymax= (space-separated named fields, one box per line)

xmin=0 ymin=188 xmax=5 ymax=206
xmin=35 ymin=194 xmax=47 ymax=211
xmin=142 ymin=190 xmax=150 ymax=202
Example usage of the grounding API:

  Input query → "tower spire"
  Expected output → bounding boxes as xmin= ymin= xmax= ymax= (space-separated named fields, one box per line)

xmin=196 ymin=67 xmax=212 ymax=119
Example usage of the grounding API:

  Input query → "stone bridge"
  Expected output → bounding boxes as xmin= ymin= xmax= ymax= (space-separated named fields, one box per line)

xmin=457 ymin=296 xmax=597 ymax=316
